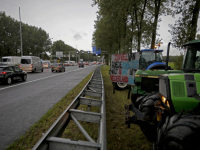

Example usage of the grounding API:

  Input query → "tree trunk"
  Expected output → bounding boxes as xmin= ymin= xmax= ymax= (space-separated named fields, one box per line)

xmin=135 ymin=0 xmax=147 ymax=51
xmin=188 ymin=0 xmax=200 ymax=41
xmin=151 ymin=0 xmax=161 ymax=49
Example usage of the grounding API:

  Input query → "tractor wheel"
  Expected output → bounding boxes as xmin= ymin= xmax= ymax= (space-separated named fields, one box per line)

xmin=131 ymin=93 xmax=138 ymax=107
xmin=137 ymin=93 xmax=161 ymax=141
xmin=155 ymin=112 xmax=200 ymax=150
xmin=115 ymin=82 xmax=128 ymax=90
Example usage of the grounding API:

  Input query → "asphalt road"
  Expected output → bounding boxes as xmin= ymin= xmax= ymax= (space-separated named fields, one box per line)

xmin=0 ymin=65 xmax=98 ymax=150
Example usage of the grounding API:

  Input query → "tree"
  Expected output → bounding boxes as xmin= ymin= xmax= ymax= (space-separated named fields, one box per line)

xmin=148 ymin=0 xmax=173 ymax=49
xmin=0 ymin=12 xmax=21 ymax=57
xmin=169 ymin=0 xmax=200 ymax=48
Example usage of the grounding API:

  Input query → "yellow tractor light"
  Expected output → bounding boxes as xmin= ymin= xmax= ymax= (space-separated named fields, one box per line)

xmin=161 ymin=96 xmax=170 ymax=107
xmin=157 ymin=112 xmax=162 ymax=121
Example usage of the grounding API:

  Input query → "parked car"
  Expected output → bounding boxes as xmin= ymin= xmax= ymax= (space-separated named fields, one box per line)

xmin=51 ymin=63 xmax=65 ymax=72
xmin=20 ymin=56 xmax=43 ymax=73
xmin=0 ymin=65 xmax=27 ymax=85
xmin=79 ymin=62 xmax=84 ymax=68
xmin=43 ymin=61 xmax=51 ymax=68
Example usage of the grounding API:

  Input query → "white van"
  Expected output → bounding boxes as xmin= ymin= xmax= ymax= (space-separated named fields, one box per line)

xmin=0 ymin=56 xmax=21 ymax=65
xmin=20 ymin=56 xmax=43 ymax=73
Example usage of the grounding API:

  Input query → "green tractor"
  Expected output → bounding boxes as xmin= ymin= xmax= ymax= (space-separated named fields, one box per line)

xmin=131 ymin=46 xmax=183 ymax=102
xmin=125 ymin=39 xmax=200 ymax=150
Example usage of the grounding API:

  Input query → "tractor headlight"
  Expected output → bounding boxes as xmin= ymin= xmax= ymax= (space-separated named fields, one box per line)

xmin=161 ymin=95 xmax=170 ymax=107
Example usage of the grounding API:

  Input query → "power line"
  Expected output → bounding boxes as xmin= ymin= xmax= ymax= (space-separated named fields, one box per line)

xmin=1 ymin=0 xmax=18 ymax=8
xmin=1 ymin=0 xmax=40 ymax=26
xmin=21 ymin=9 xmax=39 ymax=26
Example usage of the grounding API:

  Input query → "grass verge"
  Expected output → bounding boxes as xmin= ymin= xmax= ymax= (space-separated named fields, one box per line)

xmin=101 ymin=65 xmax=152 ymax=150
xmin=6 ymin=65 xmax=153 ymax=150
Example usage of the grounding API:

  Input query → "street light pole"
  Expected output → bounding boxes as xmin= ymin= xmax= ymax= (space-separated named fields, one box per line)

xmin=19 ymin=7 xmax=23 ymax=56
xmin=69 ymin=51 xmax=77 ymax=63
xmin=69 ymin=51 xmax=70 ymax=63
xmin=87 ymin=51 xmax=90 ymax=62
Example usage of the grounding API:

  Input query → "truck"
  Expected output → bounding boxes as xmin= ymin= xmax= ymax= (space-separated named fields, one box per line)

xmin=0 ymin=56 xmax=21 ymax=66
xmin=125 ymin=40 xmax=200 ymax=149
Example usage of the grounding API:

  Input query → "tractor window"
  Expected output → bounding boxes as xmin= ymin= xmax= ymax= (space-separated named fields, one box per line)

xmin=139 ymin=51 xmax=155 ymax=69
xmin=140 ymin=51 xmax=155 ymax=62
xmin=183 ymin=46 xmax=200 ymax=71
xmin=155 ymin=52 xmax=163 ymax=62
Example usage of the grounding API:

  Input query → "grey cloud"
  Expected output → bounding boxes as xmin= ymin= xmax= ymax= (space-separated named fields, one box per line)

xmin=73 ymin=32 xmax=88 ymax=40
xmin=73 ymin=33 xmax=82 ymax=40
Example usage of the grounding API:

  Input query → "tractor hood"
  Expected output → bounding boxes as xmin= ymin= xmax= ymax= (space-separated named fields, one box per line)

xmin=163 ymin=73 xmax=200 ymax=82
xmin=159 ymin=73 xmax=200 ymax=112
xmin=135 ymin=70 xmax=183 ymax=78
xmin=146 ymin=62 xmax=166 ymax=70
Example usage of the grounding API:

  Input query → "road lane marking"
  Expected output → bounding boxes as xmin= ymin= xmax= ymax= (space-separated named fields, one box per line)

xmin=0 ymin=68 xmax=86 ymax=91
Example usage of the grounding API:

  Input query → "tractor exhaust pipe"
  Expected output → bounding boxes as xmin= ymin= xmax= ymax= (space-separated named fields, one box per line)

xmin=165 ymin=42 xmax=171 ymax=71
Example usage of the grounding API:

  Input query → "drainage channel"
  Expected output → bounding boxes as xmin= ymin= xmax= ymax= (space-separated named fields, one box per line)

xmin=32 ymin=66 xmax=106 ymax=150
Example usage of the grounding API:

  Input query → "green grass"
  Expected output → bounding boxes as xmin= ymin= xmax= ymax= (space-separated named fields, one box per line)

xmin=6 ymin=66 xmax=153 ymax=150
xmin=101 ymin=65 xmax=152 ymax=150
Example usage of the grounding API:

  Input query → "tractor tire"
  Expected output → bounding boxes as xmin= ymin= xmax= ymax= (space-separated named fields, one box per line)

xmin=115 ymin=82 xmax=128 ymax=90
xmin=131 ymin=93 xmax=138 ymax=107
xmin=155 ymin=112 xmax=200 ymax=150
xmin=137 ymin=93 xmax=161 ymax=141
xmin=131 ymin=93 xmax=144 ymax=109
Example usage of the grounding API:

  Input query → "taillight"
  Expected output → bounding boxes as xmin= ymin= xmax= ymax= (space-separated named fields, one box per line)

xmin=58 ymin=66 xmax=61 ymax=68
xmin=51 ymin=65 xmax=53 ymax=68
xmin=0 ymin=72 xmax=7 ymax=74
xmin=31 ymin=64 xmax=33 ymax=68
xmin=19 ymin=64 xmax=21 ymax=68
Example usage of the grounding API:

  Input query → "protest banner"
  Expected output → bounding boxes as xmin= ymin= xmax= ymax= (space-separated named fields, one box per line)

xmin=110 ymin=52 xmax=140 ymax=85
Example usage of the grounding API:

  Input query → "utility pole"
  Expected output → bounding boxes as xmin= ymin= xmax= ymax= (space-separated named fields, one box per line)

xmin=19 ymin=7 xmax=23 ymax=56
xmin=69 ymin=51 xmax=70 ymax=63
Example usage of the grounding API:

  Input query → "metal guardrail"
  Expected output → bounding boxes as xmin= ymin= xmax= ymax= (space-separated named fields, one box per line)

xmin=32 ymin=66 xmax=106 ymax=150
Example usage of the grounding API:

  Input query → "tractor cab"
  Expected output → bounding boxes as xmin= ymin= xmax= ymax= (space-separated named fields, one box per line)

xmin=139 ymin=49 xmax=165 ymax=70
xmin=182 ymin=40 xmax=200 ymax=72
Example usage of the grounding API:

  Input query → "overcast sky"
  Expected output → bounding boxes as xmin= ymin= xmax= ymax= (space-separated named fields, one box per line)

xmin=0 ymin=0 xmax=98 ymax=52
xmin=0 ymin=0 xmax=199 ymax=55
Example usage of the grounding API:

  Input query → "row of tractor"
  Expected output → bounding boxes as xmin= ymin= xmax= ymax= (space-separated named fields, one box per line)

xmin=123 ymin=40 xmax=200 ymax=150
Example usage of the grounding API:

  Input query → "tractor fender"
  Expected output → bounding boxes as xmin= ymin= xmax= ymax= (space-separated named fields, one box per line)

xmin=146 ymin=62 xmax=166 ymax=70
